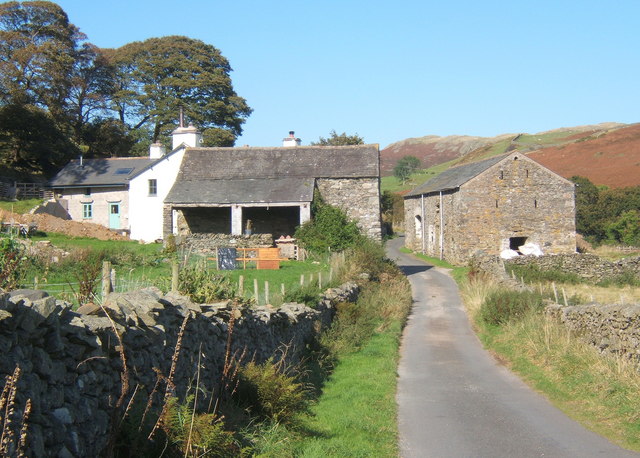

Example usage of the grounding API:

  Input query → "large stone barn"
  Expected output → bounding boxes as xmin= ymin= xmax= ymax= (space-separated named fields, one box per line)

xmin=163 ymin=142 xmax=382 ymax=250
xmin=403 ymin=152 xmax=576 ymax=263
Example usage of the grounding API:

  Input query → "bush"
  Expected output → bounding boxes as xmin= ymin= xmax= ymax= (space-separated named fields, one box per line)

xmin=295 ymin=202 xmax=362 ymax=254
xmin=0 ymin=236 xmax=27 ymax=290
xmin=283 ymin=283 xmax=322 ymax=307
xmin=176 ymin=264 xmax=237 ymax=303
xmin=479 ymin=289 xmax=546 ymax=326
xmin=161 ymin=395 xmax=240 ymax=457
xmin=506 ymin=263 xmax=582 ymax=285
xmin=235 ymin=359 xmax=308 ymax=424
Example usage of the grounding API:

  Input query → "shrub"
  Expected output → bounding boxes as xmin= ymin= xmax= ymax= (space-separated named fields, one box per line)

xmin=235 ymin=359 xmax=308 ymax=424
xmin=161 ymin=395 xmax=239 ymax=457
xmin=0 ymin=236 xmax=27 ymax=290
xmin=506 ymin=263 xmax=582 ymax=285
xmin=283 ymin=283 xmax=322 ymax=307
xmin=176 ymin=264 xmax=238 ymax=303
xmin=295 ymin=201 xmax=362 ymax=254
xmin=479 ymin=289 xmax=546 ymax=326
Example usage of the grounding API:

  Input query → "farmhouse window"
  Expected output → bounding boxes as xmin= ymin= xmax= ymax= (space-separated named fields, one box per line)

xmin=148 ymin=179 xmax=157 ymax=196
xmin=83 ymin=203 xmax=93 ymax=219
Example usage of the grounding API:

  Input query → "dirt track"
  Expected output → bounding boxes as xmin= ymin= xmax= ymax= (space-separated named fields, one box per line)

xmin=0 ymin=209 xmax=129 ymax=241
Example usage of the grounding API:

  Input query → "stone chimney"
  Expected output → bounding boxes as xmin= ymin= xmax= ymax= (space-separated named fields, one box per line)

xmin=149 ymin=142 xmax=166 ymax=159
xmin=282 ymin=130 xmax=301 ymax=147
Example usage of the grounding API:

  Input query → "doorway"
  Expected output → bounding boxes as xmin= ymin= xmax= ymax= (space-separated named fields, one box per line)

xmin=109 ymin=203 xmax=121 ymax=229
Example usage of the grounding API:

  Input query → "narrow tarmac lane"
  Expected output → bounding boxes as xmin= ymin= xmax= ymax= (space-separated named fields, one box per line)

xmin=387 ymin=237 xmax=637 ymax=458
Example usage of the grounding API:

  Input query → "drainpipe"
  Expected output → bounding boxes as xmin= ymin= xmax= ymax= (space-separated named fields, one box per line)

xmin=421 ymin=194 xmax=425 ymax=254
xmin=439 ymin=191 xmax=444 ymax=260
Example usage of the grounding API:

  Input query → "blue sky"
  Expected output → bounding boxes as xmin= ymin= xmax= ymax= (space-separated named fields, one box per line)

xmin=54 ymin=0 xmax=640 ymax=148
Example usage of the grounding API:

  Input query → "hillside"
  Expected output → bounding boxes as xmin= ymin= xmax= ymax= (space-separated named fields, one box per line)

xmin=381 ymin=122 xmax=639 ymax=189
xmin=528 ymin=123 xmax=640 ymax=188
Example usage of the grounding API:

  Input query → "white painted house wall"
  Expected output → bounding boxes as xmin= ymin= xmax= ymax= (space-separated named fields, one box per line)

xmin=129 ymin=147 xmax=186 ymax=242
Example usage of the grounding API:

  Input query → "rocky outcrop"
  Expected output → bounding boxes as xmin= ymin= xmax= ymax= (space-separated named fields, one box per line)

xmin=0 ymin=282 xmax=358 ymax=457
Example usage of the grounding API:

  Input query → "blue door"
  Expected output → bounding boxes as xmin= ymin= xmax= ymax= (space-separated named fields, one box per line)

xmin=109 ymin=203 xmax=120 ymax=229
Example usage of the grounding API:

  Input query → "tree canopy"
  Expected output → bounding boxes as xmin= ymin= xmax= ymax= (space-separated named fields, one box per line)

xmin=109 ymin=36 xmax=252 ymax=147
xmin=311 ymin=130 xmax=364 ymax=146
xmin=393 ymin=155 xmax=421 ymax=183
xmin=0 ymin=2 xmax=251 ymax=177
xmin=571 ymin=176 xmax=640 ymax=246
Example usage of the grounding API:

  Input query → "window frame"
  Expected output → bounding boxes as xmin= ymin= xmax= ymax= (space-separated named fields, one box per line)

xmin=148 ymin=179 xmax=158 ymax=197
xmin=82 ymin=202 xmax=93 ymax=219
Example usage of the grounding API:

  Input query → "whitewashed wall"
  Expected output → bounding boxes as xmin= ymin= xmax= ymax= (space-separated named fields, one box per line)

xmin=129 ymin=148 xmax=186 ymax=242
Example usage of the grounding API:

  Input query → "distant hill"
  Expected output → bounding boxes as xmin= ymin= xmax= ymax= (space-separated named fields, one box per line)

xmin=381 ymin=122 xmax=640 ymax=188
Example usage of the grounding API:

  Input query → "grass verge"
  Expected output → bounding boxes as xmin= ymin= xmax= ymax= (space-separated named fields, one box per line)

xmin=460 ymin=277 xmax=640 ymax=452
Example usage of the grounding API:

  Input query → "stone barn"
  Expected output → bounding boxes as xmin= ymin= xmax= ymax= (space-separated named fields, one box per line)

xmin=163 ymin=144 xmax=381 ymax=251
xmin=404 ymin=152 xmax=576 ymax=263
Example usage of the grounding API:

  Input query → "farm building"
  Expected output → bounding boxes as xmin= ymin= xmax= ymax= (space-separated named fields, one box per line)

xmin=403 ymin=152 xmax=576 ymax=263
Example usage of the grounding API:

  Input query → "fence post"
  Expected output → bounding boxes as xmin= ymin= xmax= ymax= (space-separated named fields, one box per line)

xmin=300 ymin=274 xmax=304 ymax=286
xmin=265 ymin=281 xmax=269 ymax=305
xmin=329 ymin=268 xmax=333 ymax=284
xmin=102 ymin=261 xmax=112 ymax=299
xmin=110 ymin=268 xmax=117 ymax=292
xmin=552 ymin=282 xmax=558 ymax=303
xmin=254 ymin=278 xmax=259 ymax=304
xmin=239 ymin=275 xmax=244 ymax=296
xmin=171 ymin=260 xmax=179 ymax=292
xmin=281 ymin=283 xmax=285 ymax=296
xmin=318 ymin=272 xmax=322 ymax=288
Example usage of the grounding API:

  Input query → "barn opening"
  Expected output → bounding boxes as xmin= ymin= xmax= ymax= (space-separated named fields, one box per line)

xmin=242 ymin=206 xmax=300 ymax=237
xmin=509 ymin=236 xmax=528 ymax=252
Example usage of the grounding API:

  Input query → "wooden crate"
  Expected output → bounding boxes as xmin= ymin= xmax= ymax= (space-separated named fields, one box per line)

xmin=257 ymin=247 xmax=282 ymax=270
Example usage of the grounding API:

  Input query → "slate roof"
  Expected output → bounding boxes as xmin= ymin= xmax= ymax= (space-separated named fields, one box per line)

xmin=405 ymin=155 xmax=508 ymax=197
xmin=49 ymin=157 xmax=154 ymax=188
xmin=166 ymin=144 xmax=379 ymax=204
xmin=175 ymin=145 xmax=379 ymax=181
xmin=165 ymin=177 xmax=314 ymax=204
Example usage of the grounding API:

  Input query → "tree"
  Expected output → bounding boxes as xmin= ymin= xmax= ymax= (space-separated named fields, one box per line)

xmin=606 ymin=210 xmax=640 ymax=246
xmin=394 ymin=156 xmax=421 ymax=183
xmin=0 ymin=1 xmax=85 ymax=118
xmin=109 ymin=35 xmax=252 ymax=145
xmin=311 ymin=130 xmax=364 ymax=146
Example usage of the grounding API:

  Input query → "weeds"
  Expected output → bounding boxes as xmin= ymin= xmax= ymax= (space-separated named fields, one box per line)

xmin=0 ymin=366 xmax=31 ymax=457
xmin=479 ymin=289 xmax=546 ymax=326
xmin=0 ymin=236 xmax=27 ymax=290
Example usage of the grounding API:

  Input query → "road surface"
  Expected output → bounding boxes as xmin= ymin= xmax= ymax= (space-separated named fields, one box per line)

xmin=388 ymin=237 xmax=637 ymax=457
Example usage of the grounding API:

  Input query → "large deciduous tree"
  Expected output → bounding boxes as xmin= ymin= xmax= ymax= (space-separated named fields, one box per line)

xmin=110 ymin=35 xmax=252 ymax=146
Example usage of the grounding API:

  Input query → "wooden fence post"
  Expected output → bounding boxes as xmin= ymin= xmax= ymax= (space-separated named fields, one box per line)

xmin=239 ymin=275 xmax=244 ymax=296
xmin=300 ymin=274 xmax=304 ymax=286
xmin=318 ymin=272 xmax=322 ymax=288
xmin=281 ymin=283 xmax=285 ymax=296
xmin=102 ymin=261 xmax=112 ymax=299
xmin=552 ymin=282 xmax=558 ymax=303
xmin=265 ymin=281 xmax=269 ymax=305
xmin=171 ymin=260 xmax=179 ymax=292
xmin=254 ymin=278 xmax=259 ymax=304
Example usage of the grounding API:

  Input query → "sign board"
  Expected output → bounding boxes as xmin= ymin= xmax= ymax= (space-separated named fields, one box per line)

xmin=217 ymin=247 xmax=237 ymax=270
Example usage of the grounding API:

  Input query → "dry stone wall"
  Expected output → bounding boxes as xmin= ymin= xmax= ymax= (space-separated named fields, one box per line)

xmin=506 ymin=253 xmax=640 ymax=283
xmin=546 ymin=302 xmax=640 ymax=361
xmin=0 ymin=282 xmax=358 ymax=457
xmin=178 ymin=233 xmax=274 ymax=255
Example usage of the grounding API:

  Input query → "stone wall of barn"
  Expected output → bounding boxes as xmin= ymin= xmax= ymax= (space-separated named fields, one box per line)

xmin=0 ymin=283 xmax=358 ymax=457
xmin=316 ymin=177 xmax=382 ymax=240
xmin=404 ymin=155 xmax=576 ymax=263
